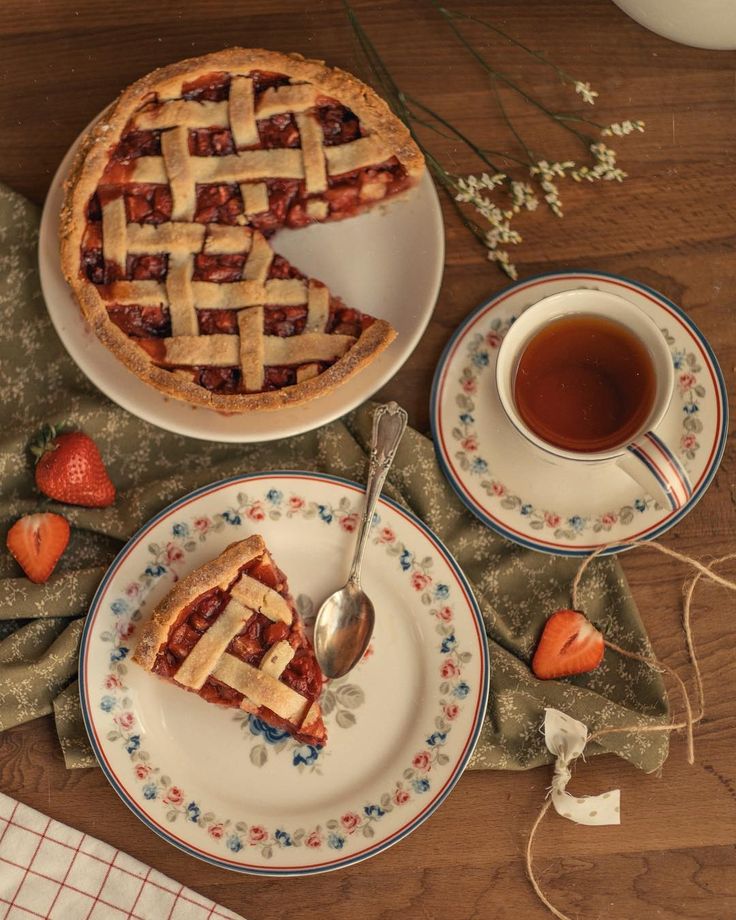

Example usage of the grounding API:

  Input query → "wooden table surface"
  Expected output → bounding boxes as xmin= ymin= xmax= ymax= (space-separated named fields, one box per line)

xmin=2 ymin=1 xmax=735 ymax=917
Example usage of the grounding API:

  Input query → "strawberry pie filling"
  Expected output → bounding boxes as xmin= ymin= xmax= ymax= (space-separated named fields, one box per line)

xmin=79 ymin=69 xmax=407 ymax=395
xmin=152 ymin=551 xmax=324 ymax=744
xmin=100 ymin=254 xmax=374 ymax=394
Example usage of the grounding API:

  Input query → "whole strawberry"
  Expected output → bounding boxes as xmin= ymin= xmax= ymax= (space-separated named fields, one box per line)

xmin=32 ymin=425 xmax=116 ymax=508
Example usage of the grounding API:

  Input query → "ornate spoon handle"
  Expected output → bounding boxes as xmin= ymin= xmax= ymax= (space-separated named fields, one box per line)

xmin=348 ymin=402 xmax=408 ymax=584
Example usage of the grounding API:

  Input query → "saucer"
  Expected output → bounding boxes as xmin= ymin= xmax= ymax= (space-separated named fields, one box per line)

xmin=430 ymin=271 xmax=728 ymax=556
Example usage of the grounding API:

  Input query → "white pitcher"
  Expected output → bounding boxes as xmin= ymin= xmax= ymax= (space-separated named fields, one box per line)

xmin=612 ymin=0 xmax=736 ymax=49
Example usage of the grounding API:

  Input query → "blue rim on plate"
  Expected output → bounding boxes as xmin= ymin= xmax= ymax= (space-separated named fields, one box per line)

xmin=429 ymin=270 xmax=729 ymax=557
xmin=78 ymin=470 xmax=490 ymax=875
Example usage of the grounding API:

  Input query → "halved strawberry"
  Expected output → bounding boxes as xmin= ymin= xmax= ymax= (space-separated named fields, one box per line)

xmin=6 ymin=513 xmax=70 ymax=584
xmin=532 ymin=608 xmax=605 ymax=680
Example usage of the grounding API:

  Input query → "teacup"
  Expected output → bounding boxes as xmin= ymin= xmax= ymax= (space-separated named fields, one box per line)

xmin=495 ymin=289 xmax=692 ymax=511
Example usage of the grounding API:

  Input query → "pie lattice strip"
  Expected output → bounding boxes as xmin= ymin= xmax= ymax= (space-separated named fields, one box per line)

xmin=130 ymin=150 xmax=305 ymax=186
xmin=174 ymin=569 xmax=293 ymax=691
xmin=262 ymin=332 xmax=354 ymax=366
xmin=164 ymin=334 xmax=240 ymax=367
xmin=295 ymin=112 xmax=328 ymax=195
xmin=161 ymin=126 xmax=196 ymax=220
xmin=133 ymin=82 xmax=320 ymax=132
xmin=238 ymin=307 xmax=265 ymax=390
xmin=259 ymin=640 xmax=295 ymax=678
xmin=159 ymin=330 xmax=356 ymax=371
xmin=242 ymin=231 xmax=273 ymax=283
xmin=212 ymin=652 xmax=310 ymax=724
xmin=193 ymin=278 xmax=307 ymax=310
xmin=101 ymin=197 xmax=127 ymax=267
xmin=296 ymin=363 xmax=321 ymax=383
xmin=240 ymin=182 xmax=269 ymax=217
xmin=228 ymin=574 xmax=293 ymax=623
xmin=100 ymin=278 xmax=308 ymax=310
xmin=103 ymin=215 xmax=246 ymax=267
xmin=129 ymin=133 xmax=394 ymax=189
xmin=166 ymin=253 xmax=198 ymax=336
xmin=306 ymin=282 xmax=330 ymax=332
xmin=228 ymin=75 xmax=258 ymax=148
xmin=128 ymin=221 xmax=206 ymax=255
xmin=203 ymin=225 xmax=252 ymax=254
xmin=175 ymin=597 xmax=252 ymax=690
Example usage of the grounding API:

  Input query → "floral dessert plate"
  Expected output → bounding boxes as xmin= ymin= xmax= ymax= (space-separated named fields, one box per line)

xmin=431 ymin=271 xmax=728 ymax=556
xmin=79 ymin=472 xmax=488 ymax=875
xmin=39 ymin=118 xmax=443 ymax=443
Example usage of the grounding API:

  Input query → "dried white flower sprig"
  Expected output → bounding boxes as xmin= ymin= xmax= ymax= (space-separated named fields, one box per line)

xmin=574 ymin=81 xmax=599 ymax=105
xmin=345 ymin=0 xmax=645 ymax=279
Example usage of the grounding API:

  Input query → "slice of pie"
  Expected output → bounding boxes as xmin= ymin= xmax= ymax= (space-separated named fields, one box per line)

xmin=132 ymin=534 xmax=327 ymax=746
xmin=60 ymin=48 xmax=425 ymax=412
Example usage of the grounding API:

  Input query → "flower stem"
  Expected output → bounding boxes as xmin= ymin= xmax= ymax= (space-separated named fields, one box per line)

xmin=554 ymin=112 xmax=605 ymax=130
xmin=491 ymin=75 xmax=537 ymax=163
xmin=342 ymin=2 xmax=491 ymax=244
xmin=343 ymin=0 xmax=641 ymax=280
xmin=409 ymin=109 xmax=529 ymax=166
xmin=430 ymin=1 xmax=595 ymax=148
xmin=403 ymin=93 xmax=504 ymax=174
xmin=437 ymin=6 xmax=582 ymax=89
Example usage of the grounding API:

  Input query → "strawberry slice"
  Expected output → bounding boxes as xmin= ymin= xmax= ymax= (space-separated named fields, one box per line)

xmin=6 ymin=513 xmax=70 ymax=584
xmin=532 ymin=608 xmax=605 ymax=679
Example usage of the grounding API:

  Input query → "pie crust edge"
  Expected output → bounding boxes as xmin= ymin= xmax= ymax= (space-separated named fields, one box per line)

xmin=59 ymin=47 xmax=419 ymax=412
xmin=132 ymin=533 xmax=267 ymax=671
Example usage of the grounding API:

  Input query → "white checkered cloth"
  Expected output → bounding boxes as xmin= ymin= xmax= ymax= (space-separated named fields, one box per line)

xmin=0 ymin=792 xmax=245 ymax=920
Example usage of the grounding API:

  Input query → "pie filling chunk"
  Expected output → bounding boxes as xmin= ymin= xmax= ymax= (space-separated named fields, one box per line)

xmin=132 ymin=534 xmax=327 ymax=746
xmin=61 ymin=50 xmax=424 ymax=411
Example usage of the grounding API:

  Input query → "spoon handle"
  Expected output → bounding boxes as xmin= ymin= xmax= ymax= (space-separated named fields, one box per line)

xmin=348 ymin=401 xmax=408 ymax=584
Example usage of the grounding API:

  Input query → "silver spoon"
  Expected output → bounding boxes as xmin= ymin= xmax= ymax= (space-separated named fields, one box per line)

xmin=314 ymin=402 xmax=408 ymax=679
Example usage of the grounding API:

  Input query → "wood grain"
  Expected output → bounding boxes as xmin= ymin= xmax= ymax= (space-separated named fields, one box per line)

xmin=1 ymin=1 xmax=735 ymax=917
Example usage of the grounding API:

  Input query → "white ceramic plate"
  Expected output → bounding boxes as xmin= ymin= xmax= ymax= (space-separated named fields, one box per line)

xmin=38 ymin=121 xmax=444 ymax=443
xmin=431 ymin=271 xmax=728 ymax=556
xmin=79 ymin=472 xmax=488 ymax=875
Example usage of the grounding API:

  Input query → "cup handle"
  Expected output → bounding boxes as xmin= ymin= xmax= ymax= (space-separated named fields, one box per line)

xmin=616 ymin=431 xmax=693 ymax=511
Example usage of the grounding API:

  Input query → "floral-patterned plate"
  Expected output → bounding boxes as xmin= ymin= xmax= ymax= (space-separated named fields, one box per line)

xmin=79 ymin=472 xmax=488 ymax=875
xmin=430 ymin=271 xmax=727 ymax=556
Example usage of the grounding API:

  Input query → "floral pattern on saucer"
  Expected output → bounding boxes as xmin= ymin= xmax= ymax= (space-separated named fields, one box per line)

xmin=96 ymin=486 xmax=473 ymax=860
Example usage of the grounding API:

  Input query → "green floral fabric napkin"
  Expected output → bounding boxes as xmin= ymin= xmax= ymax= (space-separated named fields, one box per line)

xmin=0 ymin=183 xmax=669 ymax=772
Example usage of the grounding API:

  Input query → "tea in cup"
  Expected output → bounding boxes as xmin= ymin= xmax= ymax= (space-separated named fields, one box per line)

xmin=495 ymin=289 xmax=692 ymax=511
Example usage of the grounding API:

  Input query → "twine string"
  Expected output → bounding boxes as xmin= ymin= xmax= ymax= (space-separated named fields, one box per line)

xmin=593 ymin=640 xmax=696 ymax=763
xmin=526 ymin=540 xmax=736 ymax=920
xmin=571 ymin=539 xmax=736 ymax=609
xmin=681 ymin=552 xmax=736 ymax=719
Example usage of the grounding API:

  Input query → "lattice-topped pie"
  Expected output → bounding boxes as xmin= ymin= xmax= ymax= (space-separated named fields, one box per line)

xmin=60 ymin=48 xmax=424 ymax=411
xmin=133 ymin=534 xmax=327 ymax=745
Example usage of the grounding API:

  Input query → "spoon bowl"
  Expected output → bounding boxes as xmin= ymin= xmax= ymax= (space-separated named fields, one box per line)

xmin=313 ymin=581 xmax=375 ymax=679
